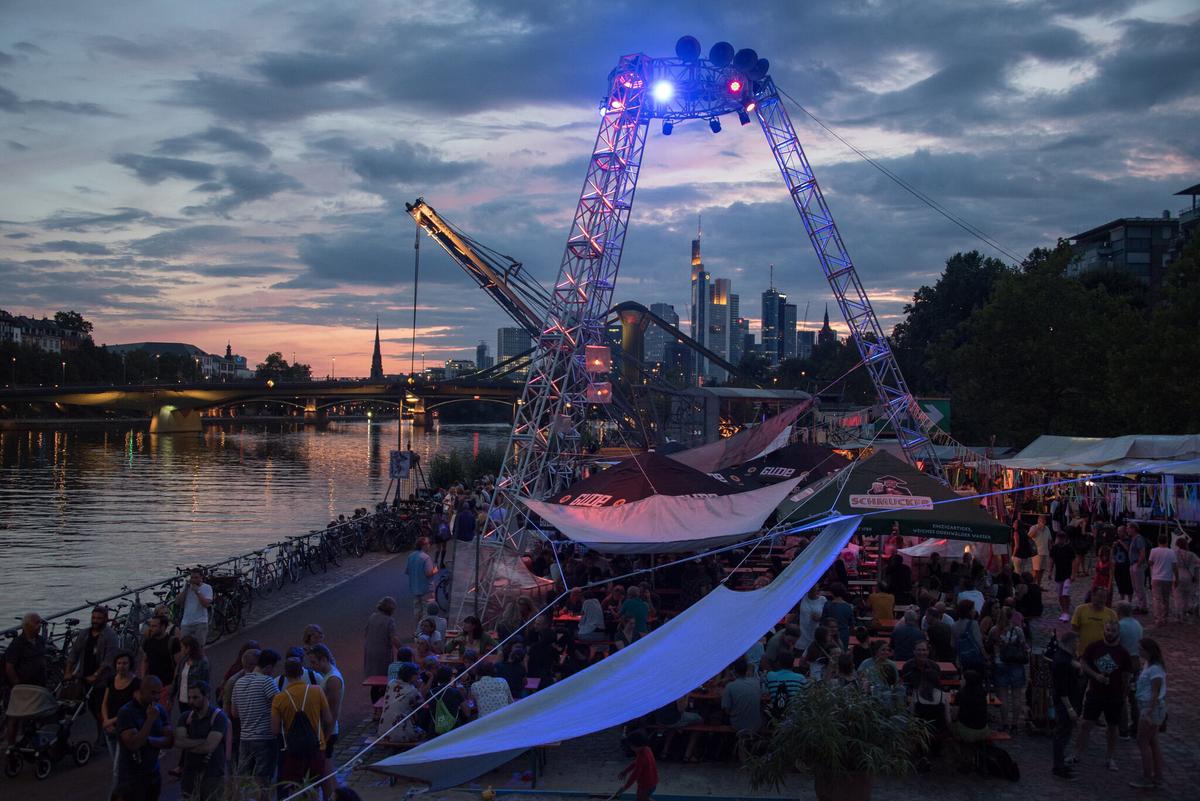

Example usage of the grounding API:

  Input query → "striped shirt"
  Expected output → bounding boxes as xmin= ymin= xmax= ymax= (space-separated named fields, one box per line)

xmin=764 ymin=669 xmax=807 ymax=700
xmin=232 ymin=672 xmax=279 ymax=741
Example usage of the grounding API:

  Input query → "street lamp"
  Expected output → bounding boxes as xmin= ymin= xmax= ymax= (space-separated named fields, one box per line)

xmin=155 ymin=353 xmax=161 ymax=382
xmin=10 ymin=356 xmax=15 ymax=388
xmin=195 ymin=357 xmax=200 ymax=381
xmin=61 ymin=360 xmax=66 ymax=386
xmin=331 ymin=356 xmax=336 ymax=380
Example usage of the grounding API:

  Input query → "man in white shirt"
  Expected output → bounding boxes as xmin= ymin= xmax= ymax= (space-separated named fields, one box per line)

xmin=795 ymin=587 xmax=826 ymax=651
xmin=1031 ymin=515 xmax=1052 ymax=585
xmin=178 ymin=569 xmax=213 ymax=645
xmin=957 ymin=581 xmax=985 ymax=615
xmin=1147 ymin=534 xmax=1176 ymax=626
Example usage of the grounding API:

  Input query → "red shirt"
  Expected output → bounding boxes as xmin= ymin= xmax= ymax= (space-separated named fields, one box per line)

xmin=629 ymin=746 xmax=658 ymax=791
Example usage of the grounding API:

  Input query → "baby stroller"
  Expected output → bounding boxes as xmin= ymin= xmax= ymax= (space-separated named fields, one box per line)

xmin=3 ymin=681 xmax=94 ymax=780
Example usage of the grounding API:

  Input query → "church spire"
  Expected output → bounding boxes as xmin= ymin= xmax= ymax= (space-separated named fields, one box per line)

xmin=818 ymin=303 xmax=837 ymax=347
xmin=370 ymin=317 xmax=384 ymax=380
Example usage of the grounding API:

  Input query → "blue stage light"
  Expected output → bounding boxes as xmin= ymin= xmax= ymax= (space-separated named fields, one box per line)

xmin=662 ymin=121 xmax=674 ymax=136
xmin=651 ymin=80 xmax=675 ymax=103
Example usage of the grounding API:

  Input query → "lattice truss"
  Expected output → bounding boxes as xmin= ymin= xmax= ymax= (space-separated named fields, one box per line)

xmin=467 ymin=40 xmax=949 ymax=618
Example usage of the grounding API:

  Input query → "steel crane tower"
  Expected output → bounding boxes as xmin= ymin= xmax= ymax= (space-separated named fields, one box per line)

xmin=469 ymin=38 xmax=945 ymax=619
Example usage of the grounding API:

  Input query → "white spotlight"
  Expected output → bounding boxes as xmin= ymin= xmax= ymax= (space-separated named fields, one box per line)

xmin=651 ymin=80 xmax=675 ymax=103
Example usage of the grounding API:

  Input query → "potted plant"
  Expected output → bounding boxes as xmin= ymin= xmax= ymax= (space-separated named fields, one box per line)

xmin=746 ymin=681 xmax=929 ymax=801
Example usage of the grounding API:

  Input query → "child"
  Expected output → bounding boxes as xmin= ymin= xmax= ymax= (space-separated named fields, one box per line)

xmin=617 ymin=729 xmax=658 ymax=801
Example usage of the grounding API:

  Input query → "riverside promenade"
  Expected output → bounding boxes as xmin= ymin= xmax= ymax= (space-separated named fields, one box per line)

xmin=12 ymin=549 xmax=411 ymax=801
xmin=14 ymin=553 xmax=1197 ymax=801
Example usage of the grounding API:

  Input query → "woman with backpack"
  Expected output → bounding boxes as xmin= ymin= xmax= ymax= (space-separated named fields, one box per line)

xmin=951 ymin=599 xmax=987 ymax=674
xmin=987 ymin=607 xmax=1027 ymax=733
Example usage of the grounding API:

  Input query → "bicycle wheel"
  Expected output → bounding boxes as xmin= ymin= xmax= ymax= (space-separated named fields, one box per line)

xmin=287 ymin=553 xmax=302 ymax=584
xmin=434 ymin=573 xmax=451 ymax=613
xmin=223 ymin=597 xmax=243 ymax=634
xmin=206 ymin=605 xmax=223 ymax=646
xmin=273 ymin=558 xmax=288 ymax=590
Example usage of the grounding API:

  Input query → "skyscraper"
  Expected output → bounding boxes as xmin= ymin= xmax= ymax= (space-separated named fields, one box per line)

xmin=644 ymin=302 xmax=678 ymax=363
xmin=707 ymin=277 xmax=731 ymax=380
xmin=761 ymin=288 xmax=786 ymax=365
xmin=497 ymin=327 xmax=532 ymax=364
xmin=369 ymin=317 xmax=384 ymax=380
xmin=689 ymin=218 xmax=709 ymax=381
xmin=782 ymin=302 xmax=798 ymax=360
xmin=475 ymin=340 xmax=493 ymax=370
xmin=797 ymin=330 xmax=815 ymax=359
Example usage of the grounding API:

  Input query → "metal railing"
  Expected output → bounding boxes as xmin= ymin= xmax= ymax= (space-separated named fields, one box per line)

xmin=1 ymin=500 xmax=437 ymax=665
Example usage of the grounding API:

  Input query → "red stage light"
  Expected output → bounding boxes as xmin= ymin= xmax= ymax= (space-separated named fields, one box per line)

xmin=727 ymin=78 xmax=742 ymax=93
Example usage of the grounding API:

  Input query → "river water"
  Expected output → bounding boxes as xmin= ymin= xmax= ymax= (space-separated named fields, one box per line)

xmin=0 ymin=420 xmax=510 ymax=627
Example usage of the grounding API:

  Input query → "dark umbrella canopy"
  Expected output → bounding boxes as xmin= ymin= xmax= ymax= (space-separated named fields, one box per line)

xmin=554 ymin=452 xmax=738 ymax=508
xmin=776 ymin=450 xmax=1009 ymax=544
xmin=713 ymin=442 xmax=850 ymax=489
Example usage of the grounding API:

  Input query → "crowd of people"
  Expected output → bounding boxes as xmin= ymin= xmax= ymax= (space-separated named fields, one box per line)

xmin=6 ymin=476 xmax=1196 ymax=798
xmin=5 ymin=593 xmax=361 ymax=801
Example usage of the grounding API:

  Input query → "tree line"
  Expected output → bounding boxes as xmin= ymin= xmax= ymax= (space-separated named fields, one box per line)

xmin=728 ymin=230 xmax=1199 ymax=446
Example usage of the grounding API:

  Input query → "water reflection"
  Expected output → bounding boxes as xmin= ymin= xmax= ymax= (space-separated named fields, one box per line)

xmin=0 ymin=421 xmax=509 ymax=622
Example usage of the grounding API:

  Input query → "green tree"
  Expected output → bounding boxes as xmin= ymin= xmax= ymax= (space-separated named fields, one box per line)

xmin=254 ymin=352 xmax=310 ymax=381
xmin=1115 ymin=229 xmax=1200 ymax=432
xmin=891 ymin=250 xmax=1013 ymax=392
xmin=54 ymin=309 xmax=94 ymax=336
xmin=942 ymin=259 xmax=1146 ymax=443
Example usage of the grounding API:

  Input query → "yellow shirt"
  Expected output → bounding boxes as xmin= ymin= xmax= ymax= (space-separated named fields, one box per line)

xmin=271 ymin=681 xmax=329 ymax=751
xmin=867 ymin=592 xmax=895 ymax=624
xmin=1070 ymin=604 xmax=1117 ymax=655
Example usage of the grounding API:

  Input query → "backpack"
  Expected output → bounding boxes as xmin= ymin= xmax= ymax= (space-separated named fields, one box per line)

xmin=277 ymin=669 xmax=319 ymax=689
xmin=433 ymin=696 xmax=457 ymax=735
xmin=769 ymin=681 xmax=791 ymax=720
xmin=980 ymin=741 xmax=1020 ymax=781
xmin=999 ymin=629 xmax=1026 ymax=665
xmin=956 ymin=626 xmax=985 ymax=669
xmin=282 ymin=686 xmax=320 ymax=759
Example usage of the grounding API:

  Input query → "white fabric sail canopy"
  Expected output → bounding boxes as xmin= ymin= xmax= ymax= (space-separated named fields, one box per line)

xmin=372 ymin=515 xmax=861 ymax=790
xmin=667 ymin=400 xmax=812 ymax=473
xmin=521 ymin=477 xmax=803 ymax=554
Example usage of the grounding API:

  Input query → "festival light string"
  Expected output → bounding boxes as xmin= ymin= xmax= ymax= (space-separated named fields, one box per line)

xmin=774 ymin=86 xmax=1024 ymax=266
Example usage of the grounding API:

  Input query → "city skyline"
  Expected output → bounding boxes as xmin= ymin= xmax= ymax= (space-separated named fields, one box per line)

xmin=2 ymin=2 xmax=1197 ymax=376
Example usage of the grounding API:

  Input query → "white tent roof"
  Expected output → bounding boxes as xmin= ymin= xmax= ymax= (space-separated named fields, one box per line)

xmin=1001 ymin=434 xmax=1200 ymax=475
xmin=667 ymin=400 xmax=811 ymax=473
xmin=372 ymin=515 xmax=861 ymax=790
xmin=521 ymin=478 xmax=803 ymax=554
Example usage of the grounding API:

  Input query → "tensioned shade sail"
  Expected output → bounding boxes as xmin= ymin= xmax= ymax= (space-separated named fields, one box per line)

xmin=521 ymin=477 xmax=803 ymax=554
xmin=1000 ymin=434 xmax=1200 ymax=475
xmin=712 ymin=442 xmax=850 ymax=490
xmin=554 ymin=452 xmax=739 ymax=507
xmin=372 ymin=515 xmax=861 ymax=790
xmin=667 ymin=400 xmax=812 ymax=473
xmin=777 ymin=451 xmax=1009 ymax=544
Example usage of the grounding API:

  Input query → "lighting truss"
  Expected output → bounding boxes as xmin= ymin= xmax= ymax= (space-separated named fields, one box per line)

xmin=469 ymin=42 xmax=944 ymax=621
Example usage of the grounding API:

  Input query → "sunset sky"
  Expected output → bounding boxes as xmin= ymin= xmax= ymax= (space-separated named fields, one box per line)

xmin=2 ymin=1 xmax=1197 ymax=376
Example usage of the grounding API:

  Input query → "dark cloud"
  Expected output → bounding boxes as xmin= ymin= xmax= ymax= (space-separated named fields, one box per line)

xmin=252 ymin=51 xmax=373 ymax=87
xmin=128 ymin=225 xmax=239 ymax=257
xmin=185 ymin=262 xmax=293 ymax=278
xmin=318 ymin=138 xmax=480 ymax=191
xmin=13 ymin=42 xmax=46 ymax=55
xmin=0 ymin=50 xmax=13 ymax=66
xmin=112 ymin=153 xmax=218 ymax=184
xmin=0 ymin=83 xmax=117 ymax=116
xmin=294 ymin=225 xmax=411 ymax=286
xmin=38 ymin=207 xmax=166 ymax=233
xmin=1050 ymin=19 xmax=1200 ymax=116
xmin=29 ymin=239 xmax=113 ymax=255
xmin=5 ymin=139 xmax=27 ymax=150
xmin=87 ymin=35 xmax=175 ymax=62
xmin=5 ymin=232 xmax=31 ymax=239
xmin=181 ymin=166 xmax=302 ymax=216
xmin=155 ymin=126 xmax=271 ymax=159
xmin=169 ymin=72 xmax=375 ymax=122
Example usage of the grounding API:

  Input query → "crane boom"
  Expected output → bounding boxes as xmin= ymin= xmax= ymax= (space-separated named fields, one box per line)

xmin=405 ymin=199 xmax=551 ymax=336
